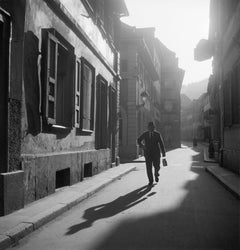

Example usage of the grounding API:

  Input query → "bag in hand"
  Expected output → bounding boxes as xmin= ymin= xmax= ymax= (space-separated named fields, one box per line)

xmin=162 ymin=158 xmax=168 ymax=167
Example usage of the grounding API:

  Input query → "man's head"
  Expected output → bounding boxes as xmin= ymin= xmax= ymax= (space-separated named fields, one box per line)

xmin=148 ymin=122 xmax=155 ymax=132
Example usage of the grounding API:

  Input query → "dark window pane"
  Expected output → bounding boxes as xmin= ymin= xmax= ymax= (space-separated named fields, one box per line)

xmin=48 ymin=100 xmax=55 ymax=119
xmin=50 ymin=39 xmax=56 ymax=78
xmin=49 ymin=82 xmax=55 ymax=96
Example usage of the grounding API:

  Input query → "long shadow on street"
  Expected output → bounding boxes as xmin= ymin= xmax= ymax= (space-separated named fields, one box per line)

xmin=66 ymin=144 xmax=239 ymax=250
xmin=65 ymin=185 xmax=156 ymax=235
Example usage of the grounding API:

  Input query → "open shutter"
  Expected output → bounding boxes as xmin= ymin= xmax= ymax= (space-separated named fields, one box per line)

xmin=46 ymin=33 xmax=58 ymax=124
xmin=82 ymin=64 xmax=92 ymax=130
xmin=90 ymin=68 xmax=95 ymax=130
xmin=75 ymin=59 xmax=81 ymax=127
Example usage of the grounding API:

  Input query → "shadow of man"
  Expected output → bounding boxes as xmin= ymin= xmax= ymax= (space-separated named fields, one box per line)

xmin=65 ymin=185 xmax=156 ymax=235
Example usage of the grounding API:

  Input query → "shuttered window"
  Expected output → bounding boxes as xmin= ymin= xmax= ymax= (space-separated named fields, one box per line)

xmin=43 ymin=31 xmax=74 ymax=128
xmin=81 ymin=58 xmax=95 ymax=131
xmin=75 ymin=59 xmax=81 ymax=127
xmin=46 ymin=33 xmax=58 ymax=124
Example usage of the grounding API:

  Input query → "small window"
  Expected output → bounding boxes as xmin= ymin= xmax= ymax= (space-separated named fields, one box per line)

xmin=80 ymin=58 xmax=95 ymax=131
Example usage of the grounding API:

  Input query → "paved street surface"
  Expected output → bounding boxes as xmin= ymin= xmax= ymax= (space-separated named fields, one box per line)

xmin=12 ymin=145 xmax=239 ymax=250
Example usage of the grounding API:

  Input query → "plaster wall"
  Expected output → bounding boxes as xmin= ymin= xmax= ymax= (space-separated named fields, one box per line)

xmin=22 ymin=0 xmax=116 ymax=154
xmin=19 ymin=0 xmax=116 ymax=204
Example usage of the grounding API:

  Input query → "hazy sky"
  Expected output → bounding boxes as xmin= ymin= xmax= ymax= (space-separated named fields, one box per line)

xmin=122 ymin=0 xmax=212 ymax=85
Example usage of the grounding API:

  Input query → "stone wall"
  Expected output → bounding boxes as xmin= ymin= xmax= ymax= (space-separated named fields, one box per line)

xmin=22 ymin=149 xmax=111 ymax=205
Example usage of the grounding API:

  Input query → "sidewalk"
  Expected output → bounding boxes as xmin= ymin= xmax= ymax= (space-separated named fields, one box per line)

xmin=0 ymin=163 xmax=136 ymax=250
xmin=202 ymin=144 xmax=240 ymax=200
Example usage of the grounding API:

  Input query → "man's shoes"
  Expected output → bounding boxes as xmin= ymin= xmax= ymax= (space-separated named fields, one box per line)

xmin=148 ymin=182 xmax=153 ymax=186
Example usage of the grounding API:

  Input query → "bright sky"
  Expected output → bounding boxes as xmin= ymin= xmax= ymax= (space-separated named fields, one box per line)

xmin=122 ymin=0 xmax=212 ymax=85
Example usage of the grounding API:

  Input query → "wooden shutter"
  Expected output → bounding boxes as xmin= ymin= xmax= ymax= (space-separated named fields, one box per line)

xmin=45 ymin=33 xmax=58 ymax=124
xmin=82 ymin=64 xmax=92 ymax=130
xmin=75 ymin=59 xmax=81 ymax=127
xmin=95 ymin=75 xmax=108 ymax=148
xmin=90 ymin=67 xmax=95 ymax=130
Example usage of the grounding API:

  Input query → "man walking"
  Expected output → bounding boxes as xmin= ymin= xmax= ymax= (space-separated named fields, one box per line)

xmin=137 ymin=122 xmax=166 ymax=185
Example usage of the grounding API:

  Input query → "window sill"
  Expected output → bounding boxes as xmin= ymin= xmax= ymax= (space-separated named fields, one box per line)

xmin=42 ymin=123 xmax=72 ymax=135
xmin=50 ymin=124 xmax=72 ymax=134
xmin=76 ymin=128 xmax=94 ymax=135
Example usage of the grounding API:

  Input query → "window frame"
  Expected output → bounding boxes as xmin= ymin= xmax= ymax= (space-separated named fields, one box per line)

xmin=42 ymin=29 xmax=75 ymax=129
xmin=80 ymin=57 xmax=95 ymax=132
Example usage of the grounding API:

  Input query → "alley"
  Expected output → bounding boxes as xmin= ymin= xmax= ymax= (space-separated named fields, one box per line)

xmin=12 ymin=145 xmax=239 ymax=250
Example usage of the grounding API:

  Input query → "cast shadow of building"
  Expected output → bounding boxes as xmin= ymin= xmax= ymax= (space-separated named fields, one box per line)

xmin=92 ymin=150 xmax=239 ymax=250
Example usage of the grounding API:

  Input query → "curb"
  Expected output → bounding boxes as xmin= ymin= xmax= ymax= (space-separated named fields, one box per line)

xmin=0 ymin=166 xmax=136 ymax=249
xmin=205 ymin=167 xmax=240 ymax=200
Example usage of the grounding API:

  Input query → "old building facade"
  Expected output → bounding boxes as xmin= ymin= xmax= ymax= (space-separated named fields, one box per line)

xmin=119 ymin=24 xmax=160 ymax=160
xmin=157 ymin=40 xmax=184 ymax=149
xmin=119 ymin=23 xmax=184 ymax=159
xmin=195 ymin=0 xmax=240 ymax=174
xmin=0 ymin=0 xmax=128 ymax=215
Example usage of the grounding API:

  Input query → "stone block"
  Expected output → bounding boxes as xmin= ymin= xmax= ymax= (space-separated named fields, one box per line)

xmin=47 ymin=156 xmax=56 ymax=195
xmin=70 ymin=153 xmax=79 ymax=185
xmin=8 ymin=99 xmax=21 ymax=172
xmin=22 ymin=159 xmax=36 ymax=205
xmin=0 ymin=235 xmax=12 ymax=250
xmin=35 ymin=156 xmax=49 ymax=200
xmin=0 ymin=171 xmax=24 ymax=216
xmin=4 ymin=222 xmax=33 ymax=244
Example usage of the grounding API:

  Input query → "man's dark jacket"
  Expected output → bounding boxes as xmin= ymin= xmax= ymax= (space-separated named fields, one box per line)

xmin=137 ymin=131 xmax=166 ymax=158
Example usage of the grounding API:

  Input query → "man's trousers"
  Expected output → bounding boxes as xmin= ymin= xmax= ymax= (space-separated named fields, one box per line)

xmin=145 ymin=155 xmax=160 ymax=183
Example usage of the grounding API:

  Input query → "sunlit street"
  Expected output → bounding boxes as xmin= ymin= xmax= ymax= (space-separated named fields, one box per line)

xmin=13 ymin=144 xmax=239 ymax=250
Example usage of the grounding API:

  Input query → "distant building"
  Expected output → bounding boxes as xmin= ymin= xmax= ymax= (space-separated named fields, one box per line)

xmin=119 ymin=24 xmax=184 ymax=159
xmin=0 ymin=0 xmax=128 ymax=215
xmin=157 ymin=41 xmax=185 ymax=149
xmin=119 ymin=23 xmax=160 ymax=159
xmin=195 ymin=0 xmax=240 ymax=174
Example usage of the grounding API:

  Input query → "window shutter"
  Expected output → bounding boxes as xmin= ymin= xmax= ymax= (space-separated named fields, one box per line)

xmin=45 ymin=33 xmax=58 ymax=124
xmin=75 ymin=59 xmax=81 ymax=128
xmin=90 ymin=68 xmax=95 ymax=130
xmin=82 ymin=64 xmax=92 ymax=130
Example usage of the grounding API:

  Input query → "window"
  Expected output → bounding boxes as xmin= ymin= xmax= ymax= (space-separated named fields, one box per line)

xmin=80 ymin=58 xmax=95 ymax=131
xmin=95 ymin=75 xmax=108 ymax=149
xmin=42 ymin=31 xmax=74 ymax=128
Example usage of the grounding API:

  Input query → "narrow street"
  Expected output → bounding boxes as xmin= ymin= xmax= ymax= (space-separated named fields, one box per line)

xmin=13 ymin=144 xmax=239 ymax=250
